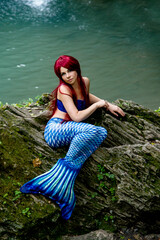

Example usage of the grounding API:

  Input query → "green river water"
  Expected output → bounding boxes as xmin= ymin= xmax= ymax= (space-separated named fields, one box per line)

xmin=0 ymin=0 xmax=160 ymax=109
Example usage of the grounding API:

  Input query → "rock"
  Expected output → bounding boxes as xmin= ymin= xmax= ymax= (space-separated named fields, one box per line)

xmin=0 ymin=96 xmax=160 ymax=240
xmin=144 ymin=234 xmax=160 ymax=240
xmin=62 ymin=229 xmax=116 ymax=240
xmin=62 ymin=229 xmax=160 ymax=240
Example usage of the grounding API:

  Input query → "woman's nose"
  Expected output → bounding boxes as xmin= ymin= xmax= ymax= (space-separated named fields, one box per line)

xmin=66 ymin=72 xmax=70 ymax=78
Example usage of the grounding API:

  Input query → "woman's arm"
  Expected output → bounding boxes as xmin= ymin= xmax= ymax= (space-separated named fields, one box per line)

xmin=58 ymin=85 xmax=106 ymax=122
xmin=83 ymin=77 xmax=106 ymax=104
xmin=84 ymin=77 xmax=125 ymax=117
xmin=89 ymin=93 xmax=125 ymax=117
xmin=89 ymin=93 xmax=101 ymax=104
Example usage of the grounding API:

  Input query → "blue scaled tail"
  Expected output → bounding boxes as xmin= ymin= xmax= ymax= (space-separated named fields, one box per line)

xmin=20 ymin=158 xmax=80 ymax=220
xmin=20 ymin=118 xmax=107 ymax=220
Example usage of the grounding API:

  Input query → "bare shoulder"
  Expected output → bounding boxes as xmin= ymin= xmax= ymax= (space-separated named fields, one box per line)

xmin=83 ymin=77 xmax=90 ymax=85
xmin=59 ymin=84 xmax=71 ymax=94
xmin=58 ymin=84 xmax=72 ymax=97
xmin=82 ymin=77 xmax=90 ymax=92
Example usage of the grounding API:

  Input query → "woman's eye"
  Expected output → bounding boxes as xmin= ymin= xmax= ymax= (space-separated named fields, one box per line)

xmin=61 ymin=70 xmax=72 ymax=76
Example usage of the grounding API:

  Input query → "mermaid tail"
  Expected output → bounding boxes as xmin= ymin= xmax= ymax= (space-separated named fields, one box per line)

xmin=20 ymin=158 xmax=80 ymax=220
xmin=21 ymin=118 xmax=107 ymax=220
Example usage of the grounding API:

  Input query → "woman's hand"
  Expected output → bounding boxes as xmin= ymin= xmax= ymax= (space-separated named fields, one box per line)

xmin=96 ymin=100 xmax=106 ymax=108
xmin=106 ymin=102 xmax=125 ymax=117
xmin=96 ymin=100 xmax=125 ymax=117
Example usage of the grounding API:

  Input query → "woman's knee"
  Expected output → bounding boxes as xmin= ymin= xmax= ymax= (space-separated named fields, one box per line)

xmin=88 ymin=125 xmax=107 ymax=139
xmin=97 ymin=126 xmax=107 ymax=139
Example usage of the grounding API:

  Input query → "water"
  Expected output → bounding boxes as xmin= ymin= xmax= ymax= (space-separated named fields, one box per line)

xmin=0 ymin=0 xmax=160 ymax=110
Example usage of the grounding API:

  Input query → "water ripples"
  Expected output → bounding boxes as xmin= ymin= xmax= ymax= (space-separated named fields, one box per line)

xmin=24 ymin=0 xmax=52 ymax=10
xmin=0 ymin=0 xmax=160 ymax=108
xmin=0 ymin=0 xmax=64 ymax=24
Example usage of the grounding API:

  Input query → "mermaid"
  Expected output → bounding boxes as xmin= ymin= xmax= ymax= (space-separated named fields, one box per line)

xmin=20 ymin=55 xmax=125 ymax=220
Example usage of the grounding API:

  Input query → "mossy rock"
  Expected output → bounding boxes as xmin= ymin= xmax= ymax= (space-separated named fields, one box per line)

xmin=0 ymin=97 xmax=160 ymax=239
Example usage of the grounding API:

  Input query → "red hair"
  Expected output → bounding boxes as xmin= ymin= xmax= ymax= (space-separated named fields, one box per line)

xmin=49 ymin=55 xmax=89 ymax=117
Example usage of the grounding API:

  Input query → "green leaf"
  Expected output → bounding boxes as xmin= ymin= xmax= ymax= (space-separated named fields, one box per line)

xmin=3 ymin=193 xmax=8 ymax=198
xmin=15 ymin=190 xmax=21 ymax=196
xmin=97 ymin=174 xmax=103 ymax=181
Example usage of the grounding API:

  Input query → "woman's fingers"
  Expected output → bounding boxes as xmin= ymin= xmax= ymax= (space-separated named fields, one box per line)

xmin=109 ymin=105 xmax=125 ymax=117
xmin=117 ymin=107 xmax=125 ymax=116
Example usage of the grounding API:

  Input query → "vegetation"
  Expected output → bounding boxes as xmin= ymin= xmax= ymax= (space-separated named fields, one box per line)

xmin=0 ymin=98 xmax=160 ymax=239
xmin=0 ymin=95 xmax=48 ymax=109
xmin=155 ymin=107 xmax=160 ymax=113
xmin=97 ymin=164 xmax=117 ymax=203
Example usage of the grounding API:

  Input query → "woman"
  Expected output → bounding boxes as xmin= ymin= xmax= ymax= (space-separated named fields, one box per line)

xmin=20 ymin=55 xmax=125 ymax=220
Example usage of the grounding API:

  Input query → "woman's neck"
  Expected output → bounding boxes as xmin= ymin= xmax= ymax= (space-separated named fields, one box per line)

xmin=73 ymin=78 xmax=84 ymax=99
xmin=72 ymin=77 xmax=79 ymax=89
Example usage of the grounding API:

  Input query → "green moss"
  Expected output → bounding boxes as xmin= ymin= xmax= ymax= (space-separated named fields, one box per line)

xmin=0 ymin=106 xmax=63 ymax=238
xmin=142 ymin=153 xmax=160 ymax=195
xmin=0 ymin=129 xmax=34 ymax=173
xmin=1 ymin=98 xmax=160 ymax=238
xmin=96 ymin=164 xmax=118 ymax=203
xmin=1 ymin=172 xmax=60 ymax=236
xmin=95 ymin=213 xmax=117 ymax=233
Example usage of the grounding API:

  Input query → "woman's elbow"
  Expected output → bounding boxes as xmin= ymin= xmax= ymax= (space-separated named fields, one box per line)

xmin=70 ymin=113 xmax=83 ymax=122
xmin=71 ymin=116 xmax=82 ymax=122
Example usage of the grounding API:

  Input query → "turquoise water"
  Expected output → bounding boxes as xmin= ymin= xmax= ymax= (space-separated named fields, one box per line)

xmin=0 ymin=0 xmax=160 ymax=109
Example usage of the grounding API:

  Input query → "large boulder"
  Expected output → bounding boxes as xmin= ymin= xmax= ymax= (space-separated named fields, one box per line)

xmin=0 ymin=96 xmax=160 ymax=240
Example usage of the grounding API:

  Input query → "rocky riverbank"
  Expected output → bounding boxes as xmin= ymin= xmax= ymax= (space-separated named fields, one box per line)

xmin=0 ymin=95 xmax=160 ymax=240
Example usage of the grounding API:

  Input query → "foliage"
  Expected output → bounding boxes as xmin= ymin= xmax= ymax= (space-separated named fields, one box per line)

xmin=155 ymin=107 xmax=160 ymax=113
xmin=35 ymin=95 xmax=46 ymax=105
xmin=97 ymin=164 xmax=117 ymax=202
xmin=88 ymin=192 xmax=98 ymax=199
xmin=104 ymin=214 xmax=115 ymax=223
xmin=22 ymin=207 xmax=31 ymax=218
xmin=1 ymin=98 xmax=160 ymax=238
xmin=9 ymin=95 xmax=47 ymax=108
xmin=0 ymin=101 xmax=3 ymax=108
xmin=11 ymin=98 xmax=34 ymax=108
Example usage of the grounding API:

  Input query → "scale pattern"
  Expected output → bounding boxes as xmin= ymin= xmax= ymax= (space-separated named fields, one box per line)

xmin=20 ymin=118 xmax=107 ymax=219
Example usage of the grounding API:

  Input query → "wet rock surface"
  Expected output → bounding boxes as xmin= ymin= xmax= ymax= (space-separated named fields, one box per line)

xmin=0 ymin=96 xmax=160 ymax=240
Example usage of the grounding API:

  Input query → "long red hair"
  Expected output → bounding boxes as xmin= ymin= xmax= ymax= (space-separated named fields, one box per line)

xmin=49 ymin=55 xmax=89 ymax=117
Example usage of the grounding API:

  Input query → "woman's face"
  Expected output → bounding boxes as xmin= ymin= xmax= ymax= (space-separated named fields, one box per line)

xmin=60 ymin=67 xmax=78 ymax=85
